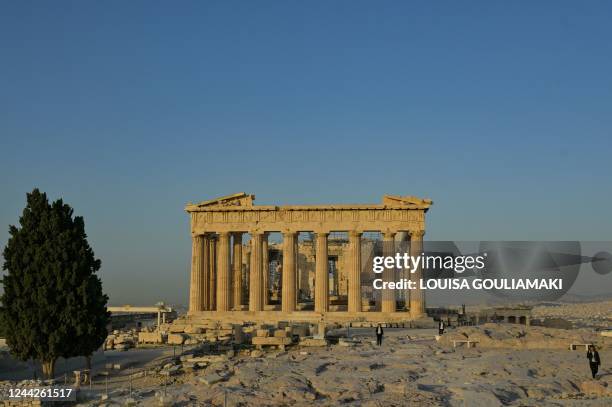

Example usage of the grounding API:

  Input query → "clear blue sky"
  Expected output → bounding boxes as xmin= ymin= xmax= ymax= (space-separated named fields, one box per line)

xmin=1 ymin=2 xmax=611 ymax=305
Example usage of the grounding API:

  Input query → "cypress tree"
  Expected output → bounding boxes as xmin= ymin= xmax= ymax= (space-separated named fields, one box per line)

xmin=0 ymin=189 xmax=109 ymax=378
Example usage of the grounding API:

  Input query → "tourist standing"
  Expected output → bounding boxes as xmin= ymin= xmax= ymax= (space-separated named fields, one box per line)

xmin=438 ymin=320 xmax=445 ymax=335
xmin=376 ymin=324 xmax=384 ymax=346
xmin=587 ymin=345 xmax=601 ymax=379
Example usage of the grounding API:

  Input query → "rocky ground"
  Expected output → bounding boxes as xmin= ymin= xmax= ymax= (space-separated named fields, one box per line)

xmin=439 ymin=323 xmax=610 ymax=350
xmin=1 ymin=301 xmax=610 ymax=406
xmin=14 ymin=326 xmax=604 ymax=406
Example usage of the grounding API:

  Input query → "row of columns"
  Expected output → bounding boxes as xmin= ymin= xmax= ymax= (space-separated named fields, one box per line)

xmin=189 ymin=230 xmax=426 ymax=317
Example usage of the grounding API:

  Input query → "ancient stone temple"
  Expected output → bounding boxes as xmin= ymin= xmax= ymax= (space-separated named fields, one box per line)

xmin=185 ymin=193 xmax=433 ymax=324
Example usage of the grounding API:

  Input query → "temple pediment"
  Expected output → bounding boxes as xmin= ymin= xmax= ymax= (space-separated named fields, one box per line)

xmin=382 ymin=195 xmax=433 ymax=210
xmin=188 ymin=192 xmax=255 ymax=209
xmin=187 ymin=193 xmax=433 ymax=213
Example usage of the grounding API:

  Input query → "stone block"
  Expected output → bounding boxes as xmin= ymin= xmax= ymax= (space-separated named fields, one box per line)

xmin=185 ymin=326 xmax=203 ymax=334
xmin=114 ymin=335 xmax=134 ymax=345
xmin=186 ymin=355 xmax=227 ymax=364
xmin=256 ymin=329 xmax=270 ymax=337
xmin=274 ymin=329 xmax=289 ymax=338
xmin=252 ymin=336 xmax=292 ymax=346
xmin=338 ymin=338 xmax=358 ymax=347
xmin=168 ymin=325 xmax=185 ymax=333
xmin=167 ymin=333 xmax=186 ymax=345
xmin=300 ymin=338 xmax=328 ymax=347
xmin=138 ymin=332 xmax=163 ymax=344
xmin=199 ymin=373 xmax=225 ymax=385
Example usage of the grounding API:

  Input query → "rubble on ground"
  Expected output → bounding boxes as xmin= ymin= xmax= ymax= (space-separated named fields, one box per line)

xmin=439 ymin=323 xmax=612 ymax=349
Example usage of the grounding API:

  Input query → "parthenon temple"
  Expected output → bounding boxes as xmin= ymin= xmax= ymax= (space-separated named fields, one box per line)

xmin=185 ymin=193 xmax=433 ymax=325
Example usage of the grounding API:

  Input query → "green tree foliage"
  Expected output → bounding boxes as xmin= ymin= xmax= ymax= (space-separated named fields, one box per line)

xmin=0 ymin=189 xmax=109 ymax=378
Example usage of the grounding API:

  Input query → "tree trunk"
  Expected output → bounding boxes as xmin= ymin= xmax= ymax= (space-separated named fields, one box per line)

xmin=42 ymin=359 xmax=56 ymax=379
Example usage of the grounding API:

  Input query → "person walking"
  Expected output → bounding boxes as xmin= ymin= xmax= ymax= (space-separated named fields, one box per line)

xmin=587 ymin=345 xmax=601 ymax=379
xmin=438 ymin=319 xmax=445 ymax=335
xmin=375 ymin=324 xmax=384 ymax=346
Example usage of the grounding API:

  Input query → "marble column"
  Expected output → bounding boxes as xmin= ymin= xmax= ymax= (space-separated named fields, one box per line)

xmin=332 ymin=262 xmax=339 ymax=296
xmin=216 ymin=232 xmax=231 ymax=311
xmin=282 ymin=231 xmax=297 ymax=312
xmin=262 ymin=234 xmax=269 ymax=306
xmin=189 ymin=235 xmax=207 ymax=312
xmin=232 ymin=232 xmax=243 ymax=310
xmin=249 ymin=231 xmax=264 ymax=311
xmin=382 ymin=231 xmax=397 ymax=313
xmin=314 ymin=232 xmax=329 ymax=313
xmin=244 ymin=249 xmax=251 ymax=306
xmin=201 ymin=235 xmax=210 ymax=310
xmin=397 ymin=232 xmax=411 ymax=310
xmin=208 ymin=236 xmax=217 ymax=310
xmin=409 ymin=230 xmax=426 ymax=317
xmin=348 ymin=231 xmax=362 ymax=313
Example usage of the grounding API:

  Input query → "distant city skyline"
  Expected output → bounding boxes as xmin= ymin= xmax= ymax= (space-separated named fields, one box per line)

xmin=1 ymin=2 xmax=611 ymax=305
